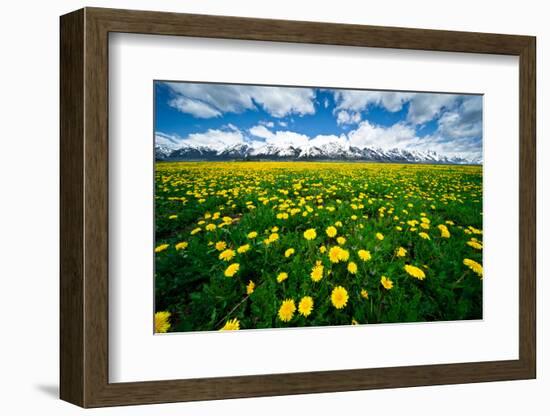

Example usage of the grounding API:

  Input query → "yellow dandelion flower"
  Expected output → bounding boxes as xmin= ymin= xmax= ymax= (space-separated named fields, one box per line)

xmin=168 ymin=215 xmax=178 ymax=220
xmin=277 ymin=272 xmax=288 ymax=283
xmin=224 ymin=263 xmax=240 ymax=277
xmin=351 ymin=319 xmax=359 ymax=325
xmin=319 ymin=245 xmax=327 ymax=254
xmin=331 ymin=286 xmax=349 ymax=309
xmin=376 ymin=232 xmax=384 ymax=241
xmin=298 ymin=296 xmax=314 ymax=317
xmin=467 ymin=241 xmax=483 ymax=250
xmin=338 ymin=248 xmax=350 ymax=261
xmin=247 ymin=231 xmax=258 ymax=239
xmin=220 ymin=318 xmax=240 ymax=330
xmin=326 ymin=226 xmax=337 ymax=238
xmin=303 ymin=228 xmax=317 ymax=240
xmin=154 ymin=311 xmax=171 ymax=333
xmin=347 ymin=262 xmax=358 ymax=274
xmin=268 ymin=233 xmax=279 ymax=242
xmin=464 ymin=258 xmax=483 ymax=277
xmin=215 ymin=241 xmax=227 ymax=251
xmin=335 ymin=221 xmax=343 ymax=227
xmin=175 ymin=241 xmax=188 ymax=251
xmin=205 ymin=223 xmax=217 ymax=231
xmin=154 ymin=243 xmax=169 ymax=253
xmin=358 ymin=249 xmax=371 ymax=261
xmin=404 ymin=264 xmax=426 ymax=280
xmin=237 ymin=244 xmax=250 ymax=254
xmin=278 ymin=299 xmax=296 ymax=322
xmin=285 ymin=248 xmax=295 ymax=258
xmin=337 ymin=236 xmax=346 ymax=245
xmin=396 ymin=246 xmax=407 ymax=257
xmin=380 ymin=276 xmax=394 ymax=290
xmin=246 ymin=280 xmax=255 ymax=295
xmin=219 ymin=249 xmax=236 ymax=261
xmin=360 ymin=288 xmax=369 ymax=299
xmin=190 ymin=227 xmax=201 ymax=235
xmin=329 ymin=246 xmax=341 ymax=263
xmin=310 ymin=261 xmax=324 ymax=282
xmin=437 ymin=224 xmax=451 ymax=238
xmin=419 ymin=232 xmax=430 ymax=240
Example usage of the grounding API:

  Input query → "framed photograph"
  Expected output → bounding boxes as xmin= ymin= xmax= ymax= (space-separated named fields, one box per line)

xmin=60 ymin=7 xmax=536 ymax=407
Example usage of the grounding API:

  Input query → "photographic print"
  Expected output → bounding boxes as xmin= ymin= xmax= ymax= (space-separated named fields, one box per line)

xmin=153 ymin=81 xmax=483 ymax=333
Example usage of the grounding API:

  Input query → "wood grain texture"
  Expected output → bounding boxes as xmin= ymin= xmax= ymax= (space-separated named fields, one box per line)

xmin=518 ymin=38 xmax=537 ymax=376
xmin=59 ymin=8 xmax=85 ymax=407
xmin=59 ymin=7 xmax=537 ymax=408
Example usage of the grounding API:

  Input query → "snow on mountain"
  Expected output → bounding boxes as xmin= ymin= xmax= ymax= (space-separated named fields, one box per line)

xmin=154 ymin=132 xmax=183 ymax=160
xmin=155 ymin=136 xmax=479 ymax=165
xmin=250 ymin=143 xmax=301 ymax=158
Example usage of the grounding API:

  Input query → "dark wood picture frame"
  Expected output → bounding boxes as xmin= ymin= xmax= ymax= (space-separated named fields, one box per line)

xmin=60 ymin=7 xmax=536 ymax=408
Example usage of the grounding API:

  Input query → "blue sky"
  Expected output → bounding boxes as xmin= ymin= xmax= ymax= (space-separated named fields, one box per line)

xmin=154 ymin=81 xmax=482 ymax=161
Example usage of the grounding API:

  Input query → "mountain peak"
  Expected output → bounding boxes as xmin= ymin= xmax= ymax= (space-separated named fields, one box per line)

xmin=155 ymin=139 xmax=478 ymax=165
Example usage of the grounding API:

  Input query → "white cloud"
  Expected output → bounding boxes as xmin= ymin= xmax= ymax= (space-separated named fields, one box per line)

xmin=278 ymin=121 xmax=288 ymax=127
xmin=164 ymin=82 xmax=316 ymax=118
xmin=406 ymin=94 xmax=459 ymax=125
xmin=166 ymin=82 xmax=253 ymax=114
xmin=155 ymin=132 xmax=183 ymax=149
xmin=224 ymin=123 xmax=240 ymax=131
xmin=333 ymin=90 xmax=466 ymax=126
xmin=250 ymin=86 xmax=315 ymax=118
xmin=348 ymin=121 xmax=418 ymax=150
xmin=249 ymin=124 xmax=309 ymax=148
xmin=437 ymin=111 xmax=481 ymax=139
xmin=334 ymin=90 xmax=415 ymax=113
xmin=248 ymin=119 xmax=481 ymax=161
xmin=346 ymin=114 xmax=481 ymax=160
xmin=336 ymin=110 xmax=361 ymax=126
xmin=414 ymin=135 xmax=481 ymax=161
xmin=415 ymin=95 xmax=482 ymax=160
xmin=259 ymin=120 xmax=275 ymax=128
xmin=436 ymin=95 xmax=482 ymax=139
xmin=249 ymin=125 xmax=273 ymax=140
xmin=168 ymin=96 xmax=221 ymax=118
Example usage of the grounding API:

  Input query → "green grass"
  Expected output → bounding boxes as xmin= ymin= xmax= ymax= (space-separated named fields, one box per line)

xmin=154 ymin=161 xmax=483 ymax=332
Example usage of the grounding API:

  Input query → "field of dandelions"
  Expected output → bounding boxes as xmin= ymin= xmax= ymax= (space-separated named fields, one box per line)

xmin=154 ymin=161 xmax=483 ymax=333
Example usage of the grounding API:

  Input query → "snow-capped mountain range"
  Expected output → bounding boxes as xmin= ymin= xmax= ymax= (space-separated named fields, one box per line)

xmin=155 ymin=135 xmax=480 ymax=165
